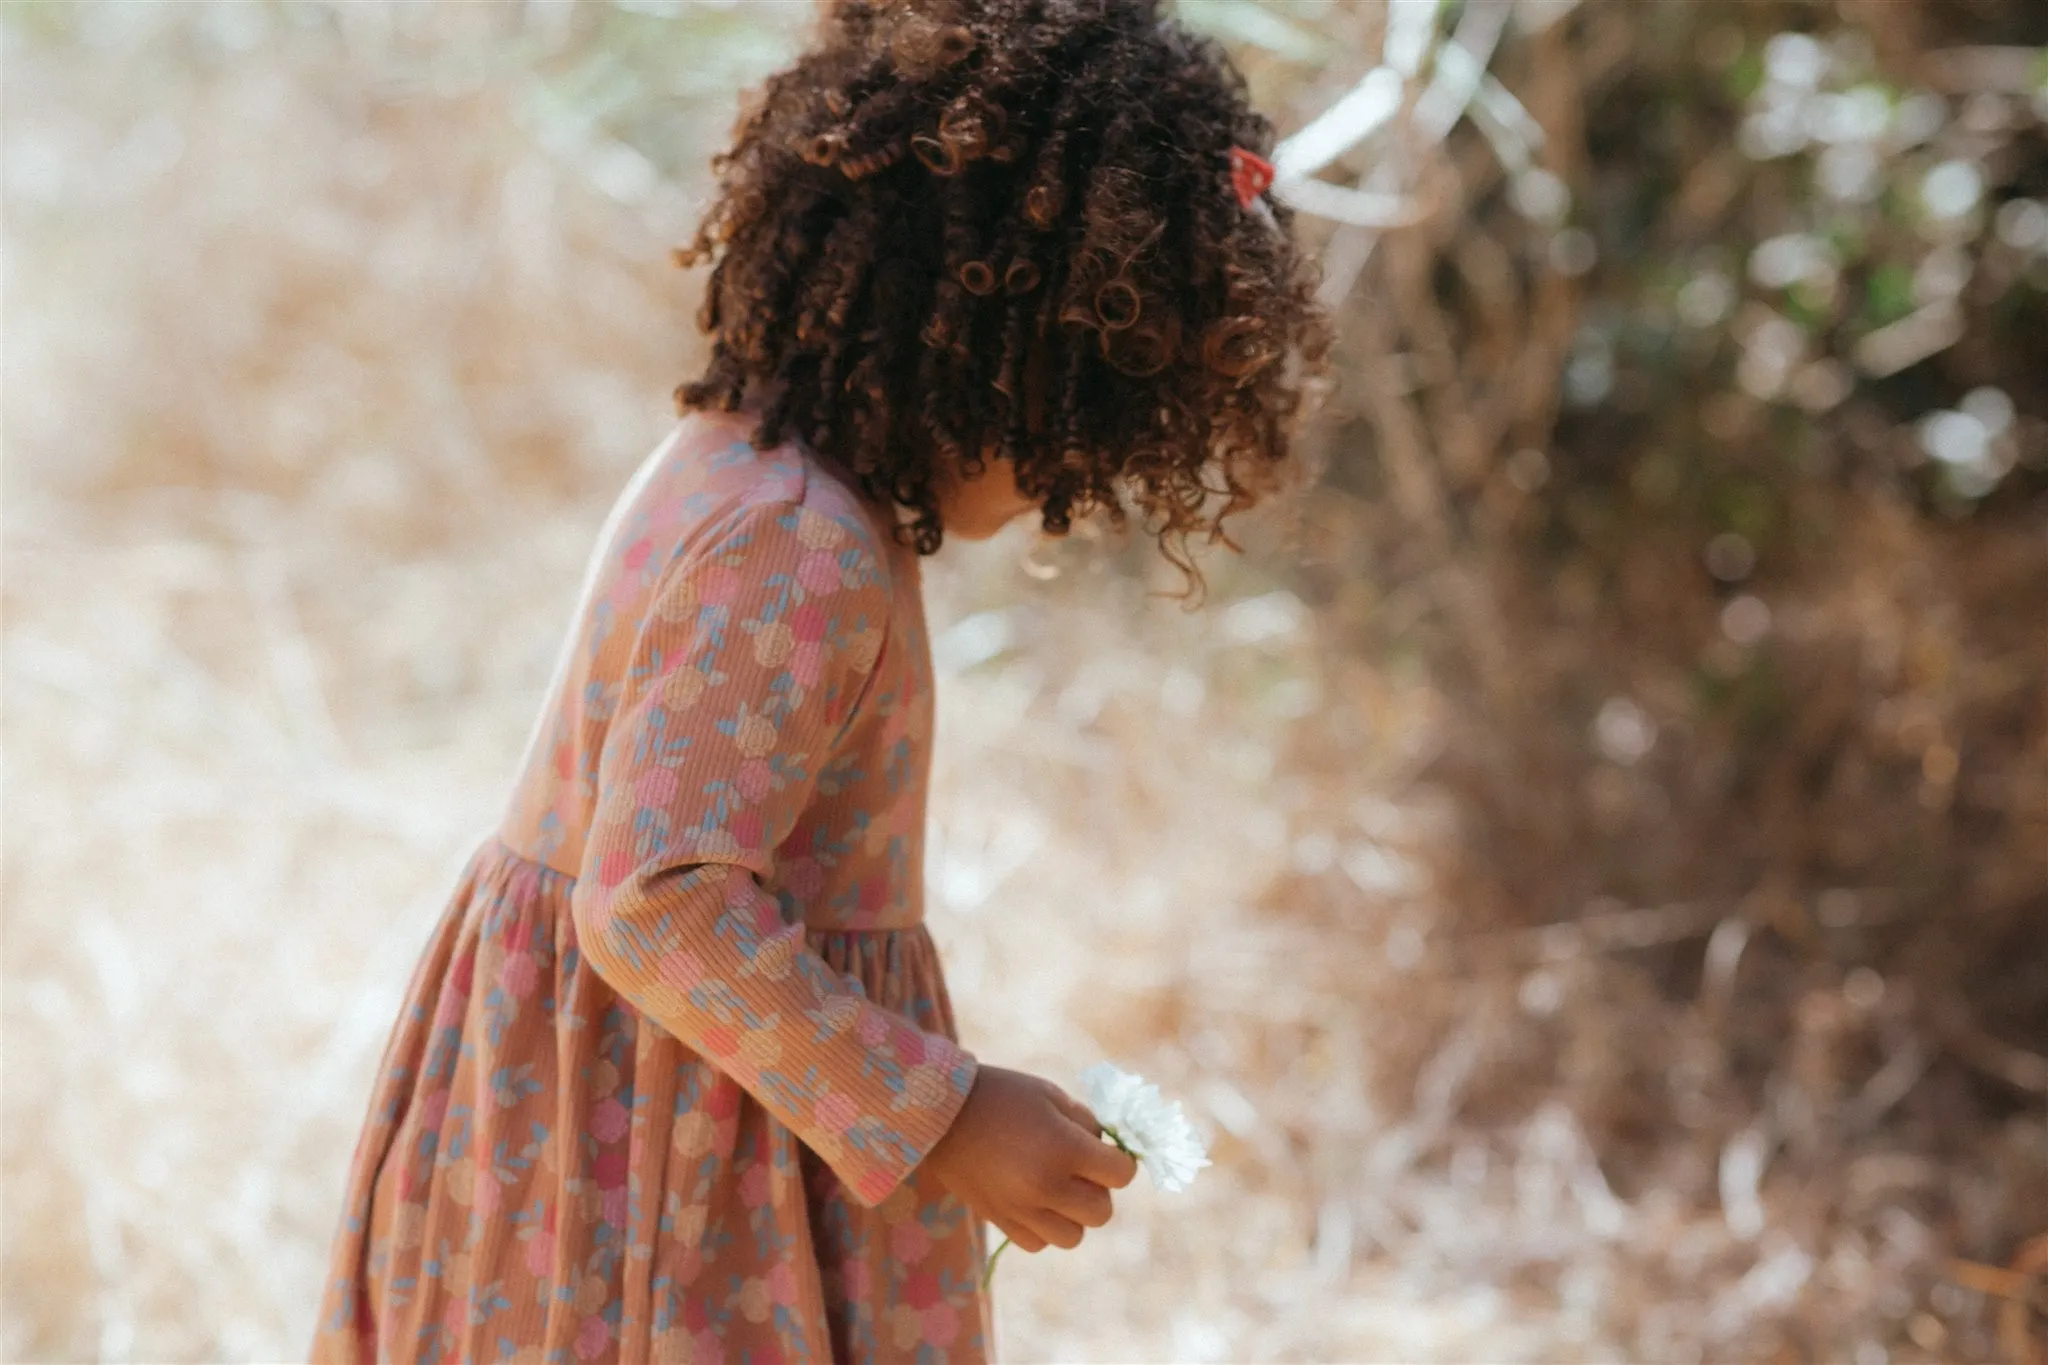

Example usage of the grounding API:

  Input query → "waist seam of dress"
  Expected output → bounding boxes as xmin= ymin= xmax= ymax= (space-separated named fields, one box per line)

xmin=478 ymin=831 xmax=926 ymax=937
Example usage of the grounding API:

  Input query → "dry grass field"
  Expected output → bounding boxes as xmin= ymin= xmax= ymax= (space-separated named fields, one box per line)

xmin=6 ymin=4 xmax=2042 ymax=1363
xmin=0 ymin=7 xmax=1430 ymax=1358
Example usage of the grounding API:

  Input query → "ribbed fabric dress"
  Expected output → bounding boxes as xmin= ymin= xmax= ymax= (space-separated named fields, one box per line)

xmin=313 ymin=410 xmax=990 ymax=1364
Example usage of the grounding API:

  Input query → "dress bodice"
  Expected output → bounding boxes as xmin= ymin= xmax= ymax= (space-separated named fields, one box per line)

xmin=497 ymin=411 xmax=936 ymax=933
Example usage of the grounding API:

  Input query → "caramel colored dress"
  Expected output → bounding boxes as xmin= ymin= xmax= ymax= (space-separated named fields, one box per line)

xmin=315 ymin=411 xmax=988 ymax=1364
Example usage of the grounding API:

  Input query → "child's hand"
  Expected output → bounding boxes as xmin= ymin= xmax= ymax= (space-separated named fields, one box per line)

xmin=923 ymin=1065 xmax=1138 ymax=1253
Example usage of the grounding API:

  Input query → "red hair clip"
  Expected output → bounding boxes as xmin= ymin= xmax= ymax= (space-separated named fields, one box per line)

xmin=1229 ymin=146 xmax=1276 ymax=209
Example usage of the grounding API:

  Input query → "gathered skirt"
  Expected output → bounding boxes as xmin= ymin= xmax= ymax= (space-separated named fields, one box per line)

xmin=314 ymin=838 xmax=990 ymax=1364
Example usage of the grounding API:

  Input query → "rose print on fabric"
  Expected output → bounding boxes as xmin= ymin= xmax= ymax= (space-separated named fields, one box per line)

xmin=314 ymin=417 xmax=990 ymax=1364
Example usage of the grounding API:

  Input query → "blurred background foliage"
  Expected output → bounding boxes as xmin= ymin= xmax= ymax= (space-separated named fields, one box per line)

xmin=3 ymin=0 xmax=2045 ymax=1360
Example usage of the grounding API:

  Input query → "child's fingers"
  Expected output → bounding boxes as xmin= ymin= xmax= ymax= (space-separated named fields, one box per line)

xmin=1030 ymin=1209 xmax=1088 ymax=1251
xmin=997 ymin=1217 xmax=1048 ymax=1254
xmin=1039 ymin=1087 xmax=1139 ymax=1190
xmin=1048 ymin=1175 xmax=1114 ymax=1229
xmin=1045 ymin=1085 xmax=1103 ymax=1138
xmin=1072 ymin=1131 xmax=1140 ymax=1190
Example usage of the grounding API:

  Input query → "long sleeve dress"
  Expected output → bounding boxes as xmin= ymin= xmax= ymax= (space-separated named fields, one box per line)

xmin=314 ymin=410 xmax=989 ymax=1365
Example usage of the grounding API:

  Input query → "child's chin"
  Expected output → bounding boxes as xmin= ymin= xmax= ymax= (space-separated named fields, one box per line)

xmin=945 ymin=512 xmax=1031 ymax=543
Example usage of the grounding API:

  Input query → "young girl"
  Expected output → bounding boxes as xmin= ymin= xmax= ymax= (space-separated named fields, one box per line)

xmin=315 ymin=0 xmax=1323 ymax=1359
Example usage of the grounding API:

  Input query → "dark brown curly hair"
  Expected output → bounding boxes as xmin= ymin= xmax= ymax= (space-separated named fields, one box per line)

xmin=673 ymin=0 xmax=1328 ymax=571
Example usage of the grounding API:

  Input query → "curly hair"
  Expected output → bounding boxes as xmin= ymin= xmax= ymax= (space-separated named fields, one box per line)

xmin=672 ymin=0 xmax=1329 ymax=574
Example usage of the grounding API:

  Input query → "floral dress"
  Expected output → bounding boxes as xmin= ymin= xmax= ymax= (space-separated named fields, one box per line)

xmin=315 ymin=410 xmax=988 ymax=1364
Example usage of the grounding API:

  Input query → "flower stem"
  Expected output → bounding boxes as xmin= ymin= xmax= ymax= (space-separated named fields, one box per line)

xmin=980 ymin=1236 xmax=1011 ymax=1290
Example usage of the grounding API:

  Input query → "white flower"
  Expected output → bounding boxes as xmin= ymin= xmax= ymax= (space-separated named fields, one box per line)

xmin=1079 ymin=1063 xmax=1211 ymax=1193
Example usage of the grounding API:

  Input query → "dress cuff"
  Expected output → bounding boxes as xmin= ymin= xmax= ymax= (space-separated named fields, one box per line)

xmin=741 ymin=996 xmax=979 ymax=1208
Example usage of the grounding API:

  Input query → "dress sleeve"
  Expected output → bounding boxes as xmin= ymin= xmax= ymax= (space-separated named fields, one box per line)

xmin=569 ymin=497 xmax=975 ymax=1208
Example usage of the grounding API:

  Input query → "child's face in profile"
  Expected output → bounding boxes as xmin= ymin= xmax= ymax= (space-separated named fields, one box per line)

xmin=938 ymin=344 xmax=1054 ymax=542
xmin=938 ymin=454 xmax=1038 ymax=541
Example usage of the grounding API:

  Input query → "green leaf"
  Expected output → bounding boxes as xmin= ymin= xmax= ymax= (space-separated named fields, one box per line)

xmin=1782 ymin=284 xmax=1833 ymax=331
xmin=1725 ymin=49 xmax=1764 ymax=101
xmin=1864 ymin=262 xmax=1914 ymax=327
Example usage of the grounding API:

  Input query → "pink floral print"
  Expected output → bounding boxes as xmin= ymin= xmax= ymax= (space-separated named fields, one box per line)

xmin=314 ymin=412 xmax=989 ymax=1363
